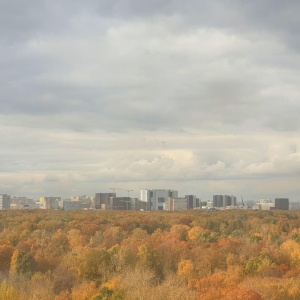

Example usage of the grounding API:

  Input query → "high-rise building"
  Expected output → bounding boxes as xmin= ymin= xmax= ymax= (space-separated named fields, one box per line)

xmin=168 ymin=197 xmax=187 ymax=211
xmin=39 ymin=197 xmax=61 ymax=209
xmin=213 ymin=195 xmax=237 ymax=208
xmin=213 ymin=195 xmax=223 ymax=207
xmin=110 ymin=197 xmax=131 ymax=210
xmin=63 ymin=200 xmax=82 ymax=211
xmin=275 ymin=198 xmax=289 ymax=210
xmin=0 ymin=194 xmax=10 ymax=210
xmin=141 ymin=189 xmax=178 ymax=211
xmin=185 ymin=195 xmax=197 ymax=209
xmin=93 ymin=193 xmax=116 ymax=209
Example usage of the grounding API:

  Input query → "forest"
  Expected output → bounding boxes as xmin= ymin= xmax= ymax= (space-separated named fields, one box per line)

xmin=0 ymin=209 xmax=300 ymax=299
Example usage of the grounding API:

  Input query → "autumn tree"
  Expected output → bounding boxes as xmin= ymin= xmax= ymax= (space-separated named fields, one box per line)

xmin=71 ymin=281 xmax=98 ymax=300
xmin=64 ymin=247 xmax=111 ymax=281
xmin=177 ymin=259 xmax=195 ymax=280
xmin=0 ymin=244 xmax=14 ymax=273
xmin=0 ymin=279 xmax=19 ymax=300
xmin=10 ymin=249 xmax=36 ymax=274
xmin=137 ymin=244 xmax=164 ymax=281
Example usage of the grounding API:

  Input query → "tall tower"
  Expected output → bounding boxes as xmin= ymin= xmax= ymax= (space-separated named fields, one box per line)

xmin=185 ymin=195 xmax=197 ymax=209
xmin=0 ymin=194 xmax=11 ymax=210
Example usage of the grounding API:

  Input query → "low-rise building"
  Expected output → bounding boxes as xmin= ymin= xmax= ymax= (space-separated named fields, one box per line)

xmin=69 ymin=195 xmax=93 ymax=209
xmin=290 ymin=202 xmax=300 ymax=210
xmin=252 ymin=199 xmax=275 ymax=210
xmin=10 ymin=197 xmax=38 ymax=209
xmin=130 ymin=198 xmax=147 ymax=211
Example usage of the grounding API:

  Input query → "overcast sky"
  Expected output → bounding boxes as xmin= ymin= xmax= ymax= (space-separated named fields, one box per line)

xmin=1 ymin=0 xmax=300 ymax=202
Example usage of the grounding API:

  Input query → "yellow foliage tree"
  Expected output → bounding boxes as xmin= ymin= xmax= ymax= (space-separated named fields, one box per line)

xmin=281 ymin=239 xmax=300 ymax=267
xmin=177 ymin=259 xmax=195 ymax=280
xmin=67 ymin=229 xmax=85 ymax=250
xmin=0 ymin=280 xmax=19 ymax=300
xmin=71 ymin=281 xmax=98 ymax=300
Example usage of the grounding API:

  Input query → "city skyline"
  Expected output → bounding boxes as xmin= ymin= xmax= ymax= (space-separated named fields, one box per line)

xmin=1 ymin=1 xmax=300 ymax=202
xmin=5 ymin=191 xmax=292 ymax=211
xmin=2 ymin=188 xmax=291 ymax=205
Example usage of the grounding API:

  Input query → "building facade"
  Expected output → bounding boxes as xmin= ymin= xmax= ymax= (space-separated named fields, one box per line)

xmin=213 ymin=195 xmax=237 ymax=208
xmin=141 ymin=189 xmax=178 ymax=211
xmin=185 ymin=195 xmax=200 ymax=209
xmin=63 ymin=200 xmax=82 ymax=211
xmin=93 ymin=193 xmax=116 ymax=209
xmin=69 ymin=195 xmax=93 ymax=209
xmin=130 ymin=198 xmax=147 ymax=211
xmin=110 ymin=197 xmax=131 ymax=210
xmin=0 ymin=194 xmax=10 ymax=210
xmin=252 ymin=199 xmax=275 ymax=210
xmin=275 ymin=198 xmax=289 ymax=210
xmin=10 ymin=197 xmax=37 ymax=209
xmin=39 ymin=197 xmax=61 ymax=209
xmin=168 ymin=197 xmax=188 ymax=211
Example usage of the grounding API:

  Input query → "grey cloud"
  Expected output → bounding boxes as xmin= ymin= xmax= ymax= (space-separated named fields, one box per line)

xmin=1 ymin=1 xmax=300 ymax=201
xmin=0 ymin=1 xmax=85 ymax=43
xmin=2 ymin=3 xmax=299 ymax=131
xmin=2 ymin=0 xmax=299 ymax=45
xmin=44 ymin=174 xmax=60 ymax=182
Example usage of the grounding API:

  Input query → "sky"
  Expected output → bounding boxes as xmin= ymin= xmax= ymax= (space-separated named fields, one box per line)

xmin=1 ymin=0 xmax=300 ymax=202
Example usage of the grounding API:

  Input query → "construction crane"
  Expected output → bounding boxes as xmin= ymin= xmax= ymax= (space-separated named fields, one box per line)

xmin=125 ymin=189 xmax=133 ymax=197
xmin=110 ymin=188 xmax=133 ymax=197
xmin=110 ymin=188 xmax=123 ymax=193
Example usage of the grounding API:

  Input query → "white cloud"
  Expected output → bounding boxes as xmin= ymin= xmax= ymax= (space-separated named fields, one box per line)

xmin=1 ymin=1 xmax=300 ymax=201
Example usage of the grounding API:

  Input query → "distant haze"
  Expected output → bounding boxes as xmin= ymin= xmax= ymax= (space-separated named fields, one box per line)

xmin=1 ymin=1 xmax=300 ymax=201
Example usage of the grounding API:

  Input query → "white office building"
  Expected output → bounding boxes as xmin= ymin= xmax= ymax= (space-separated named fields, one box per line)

xmin=252 ymin=199 xmax=275 ymax=210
